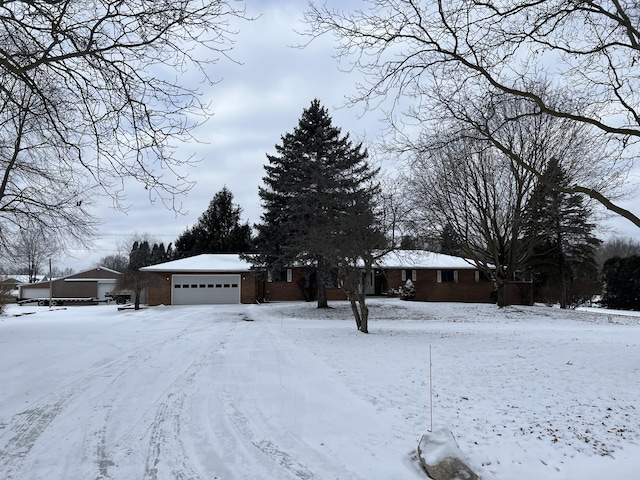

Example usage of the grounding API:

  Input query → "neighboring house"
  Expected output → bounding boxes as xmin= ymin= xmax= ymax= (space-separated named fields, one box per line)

xmin=18 ymin=267 xmax=122 ymax=304
xmin=1 ymin=276 xmax=23 ymax=301
xmin=1 ymin=274 xmax=47 ymax=299
xmin=141 ymin=251 xmax=534 ymax=306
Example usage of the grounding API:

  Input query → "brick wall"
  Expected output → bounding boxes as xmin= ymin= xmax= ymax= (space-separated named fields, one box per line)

xmin=386 ymin=268 xmax=533 ymax=305
xmin=146 ymin=272 xmax=172 ymax=306
xmin=145 ymin=271 xmax=260 ymax=305
xmin=263 ymin=268 xmax=347 ymax=302
xmin=240 ymin=275 xmax=258 ymax=304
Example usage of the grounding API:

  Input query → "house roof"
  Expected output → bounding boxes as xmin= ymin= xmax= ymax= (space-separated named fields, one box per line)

xmin=141 ymin=251 xmax=477 ymax=273
xmin=19 ymin=266 xmax=121 ymax=288
xmin=141 ymin=254 xmax=252 ymax=273
xmin=375 ymin=250 xmax=477 ymax=269
xmin=2 ymin=274 xmax=46 ymax=285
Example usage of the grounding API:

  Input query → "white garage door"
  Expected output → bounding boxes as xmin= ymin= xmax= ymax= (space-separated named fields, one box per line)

xmin=172 ymin=274 xmax=240 ymax=305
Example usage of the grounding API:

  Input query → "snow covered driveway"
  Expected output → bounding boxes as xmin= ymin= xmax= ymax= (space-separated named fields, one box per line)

xmin=1 ymin=300 xmax=639 ymax=479
xmin=0 ymin=304 xmax=421 ymax=479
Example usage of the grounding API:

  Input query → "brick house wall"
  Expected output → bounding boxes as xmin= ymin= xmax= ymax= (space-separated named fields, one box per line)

xmin=240 ymin=274 xmax=258 ymax=304
xmin=385 ymin=267 xmax=533 ymax=305
xmin=146 ymin=272 xmax=172 ymax=306
xmin=263 ymin=268 xmax=347 ymax=302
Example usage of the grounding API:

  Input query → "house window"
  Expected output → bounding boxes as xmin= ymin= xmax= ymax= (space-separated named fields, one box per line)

xmin=268 ymin=268 xmax=292 ymax=282
xmin=511 ymin=271 xmax=532 ymax=282
xmin=437 ymin=270 xmax=458 ymax=283
xmin=324 ymin=270 xmax=340 ymax=288
xmin=401 ymin=269 xmax=417 ymax=282
xmin=475 ymin=271 xmax=491 ymax=283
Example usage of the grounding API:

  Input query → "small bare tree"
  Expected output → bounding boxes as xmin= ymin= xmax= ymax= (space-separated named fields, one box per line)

xmin=5 ymin=224 xmax=58 ymax=283
xmin=98 ymin=254 xmax=129 ymax=273
xmin=332 ymin=192 xmax=388 ymax=333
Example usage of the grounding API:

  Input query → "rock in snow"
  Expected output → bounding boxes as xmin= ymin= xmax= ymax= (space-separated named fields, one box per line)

xmin=417 ymin=428 xmax=479 ymax=480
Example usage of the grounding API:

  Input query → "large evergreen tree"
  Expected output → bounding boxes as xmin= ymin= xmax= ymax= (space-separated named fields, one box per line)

xmin=522 ymin=158 xmax=601 ymax=308
xmin=254 ymin=99 xmax=380 ymax=313
xmin=174 ymin=187 xmax=252 ymax=258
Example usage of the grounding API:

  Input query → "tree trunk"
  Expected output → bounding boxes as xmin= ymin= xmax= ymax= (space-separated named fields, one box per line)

xmin=496 ymin=279 xmax=510 ymax=308
xmin=348 ymin=293 xmax=370 ymax=333
xmin=317 ymin=282 xmax=328 ymax=308
xmin=558 ymin=252 xmax=567 ymax=309
xmin=358 ymin=294 xmax=369 ymax=333
xmin=349 ymin=296 xmax=362 ymax=330
xmin=134 ymin=287 xmax=141 ymax=310
xmin=316 ymin=260 xmax=329 ymax=308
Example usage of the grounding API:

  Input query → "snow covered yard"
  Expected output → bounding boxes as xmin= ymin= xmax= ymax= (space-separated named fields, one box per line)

xmin=0 ymin=299 xmax=638 ymax=479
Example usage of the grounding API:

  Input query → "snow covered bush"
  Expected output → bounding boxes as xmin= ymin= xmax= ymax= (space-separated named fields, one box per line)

xmin=400 ymin=279 xmax=416 ymax=300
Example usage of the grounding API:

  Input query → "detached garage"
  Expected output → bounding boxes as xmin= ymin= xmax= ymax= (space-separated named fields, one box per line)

xmin=141 ymin=254 xmax=258 ymax=306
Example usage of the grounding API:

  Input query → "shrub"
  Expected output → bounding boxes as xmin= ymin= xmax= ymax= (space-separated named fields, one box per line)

xmin=601 ymin=256 xmax=640 ymax=310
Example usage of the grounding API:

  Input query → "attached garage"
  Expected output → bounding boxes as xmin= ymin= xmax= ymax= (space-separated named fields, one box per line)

xmin=172 ymin=274 xmax=241 ymax=305
xmin=141 ymin=254 xmax=258 ymax=306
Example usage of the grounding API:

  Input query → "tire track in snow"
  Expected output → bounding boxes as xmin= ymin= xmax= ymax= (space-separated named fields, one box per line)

xmin=81 ymin=317 xmax=232 ymax=480
xmin=0 ymin=315 xmax=221 ymax=480
xmin=207 ymin=316 xmax=357 ymax=480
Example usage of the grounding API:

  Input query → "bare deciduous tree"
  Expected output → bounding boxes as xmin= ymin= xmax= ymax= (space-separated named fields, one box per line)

xmin=405 ymin=91 xmax=607 ymax=306
xmin=98 ymin=254 xmax=129 ymax=273
xmin=1 ymin=1 xmax=248 ymax=248
xmin=409 ymin=134 xmax=538 ymax=307
xmin=596 ymin=236 xmax=640 ymax=271
xmin=4 ymin=224 xmax=58 ymax=282
xmin=305 ymin=0 xmax=640 ymax=227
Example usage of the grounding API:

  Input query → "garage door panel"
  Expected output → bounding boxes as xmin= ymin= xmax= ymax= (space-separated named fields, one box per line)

xmin=172 ymin=274 xmax=240 ymax=305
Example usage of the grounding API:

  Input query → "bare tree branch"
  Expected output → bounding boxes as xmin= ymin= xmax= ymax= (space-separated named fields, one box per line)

xmin=1 ymin=0 xmax=248 ymax=249
xmin=305 ymin=0 xmax=640 ymax=228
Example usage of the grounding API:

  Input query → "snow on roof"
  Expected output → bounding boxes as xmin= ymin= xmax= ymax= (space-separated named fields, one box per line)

xmin=141 ymin=251 xmax=477 ymax=273
xmin=141 ymin=254 xmax=252 ymax=273
xmin=18 ymin=266 xmax=121 ymax=288
xmin=375 ymin=250 xmax=477 ymax=269
xmin=1 ymin=274 xmax=38 ymax=284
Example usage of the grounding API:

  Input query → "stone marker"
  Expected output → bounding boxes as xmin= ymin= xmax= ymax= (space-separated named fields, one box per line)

xmin=417 ymin=428 xmax=479 ymax=480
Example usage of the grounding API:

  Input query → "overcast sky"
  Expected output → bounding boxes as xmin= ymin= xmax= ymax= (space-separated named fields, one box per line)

xmin=58 ymin=0 xmax=640 ymax=273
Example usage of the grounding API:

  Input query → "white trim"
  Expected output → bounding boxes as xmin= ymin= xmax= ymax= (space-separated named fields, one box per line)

xmin=286 ymin=268 xmax=292 ymax=282
xmin=65 ymin=278 xmax=117 ymax=283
